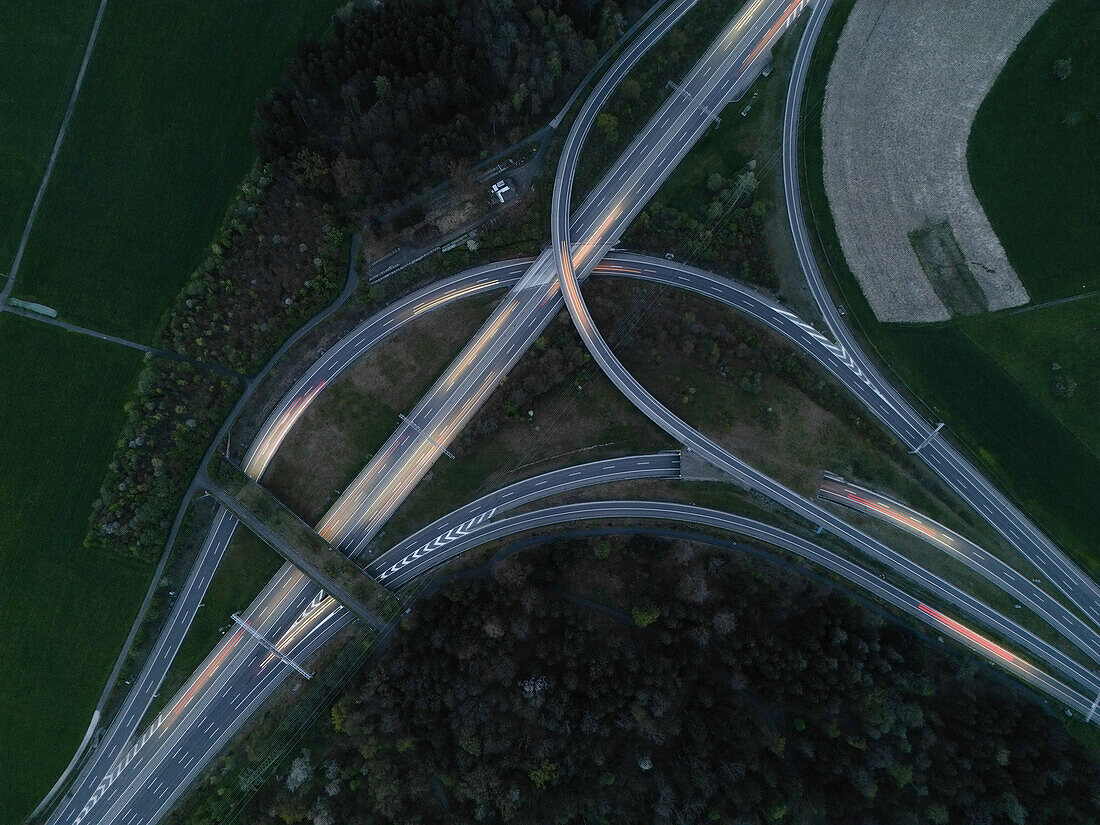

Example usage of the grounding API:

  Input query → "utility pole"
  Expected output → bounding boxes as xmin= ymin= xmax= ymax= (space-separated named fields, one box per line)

xmin=909 ymin=422 xmax=944 ymax=455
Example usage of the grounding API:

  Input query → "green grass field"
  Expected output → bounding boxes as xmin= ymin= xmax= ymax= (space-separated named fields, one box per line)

xmin=12 ymin=0 xmax=342 ymax=342
xmin=0 ymin=317 xmax=147 ymax=823
xmin=968 ymin=0 xmax=1100 ymax=301
xmin=800 ymin=0 xmax=1100 ymax=575
xmin=0 ymin=2 xmax=102 ymax=268
xmin=961 ymin=296 xmax=1099 ymax=457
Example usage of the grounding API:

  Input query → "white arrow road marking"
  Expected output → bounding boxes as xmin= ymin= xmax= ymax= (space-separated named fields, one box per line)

xmin=379 ymin=509 xmax=496 ymax=580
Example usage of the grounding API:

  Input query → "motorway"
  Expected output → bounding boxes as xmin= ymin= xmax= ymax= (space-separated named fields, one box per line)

xmin=365 ymin=499 xmax=1100 ymax=719
xmin=549 ymin=0 xmax=1100 ymax=705
xmin=45 ymin=260 xmax=528 ymax=825
xmin=51 ymin=0 xmax=724 ymax=820
xmin=781 ymin=0 xmax=1100 ymax=628
xmin=818 ymin=473 xmax=1100 ymax=662
xmin=308 ymin=0 xmax=710 ymax=556
xmin=369 ymin=451 xmax=682 ymax=585
xmin=52 ymin=248 xmax=1100 ymax=823
xmin=45 ymin=0 xmax=1100 ymax=821
xmin=61 ymin=451 xmax=1100 ymax=825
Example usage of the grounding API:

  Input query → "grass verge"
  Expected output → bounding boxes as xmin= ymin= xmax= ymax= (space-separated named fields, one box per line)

xmin=148 ymin=528 xmax=283 ymax=722
xmin=263 ymin=294 xmax=498 ymax=524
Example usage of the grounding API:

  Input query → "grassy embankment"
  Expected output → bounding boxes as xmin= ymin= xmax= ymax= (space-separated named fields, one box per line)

xmin=149 ymin=530 xmax=283 ymax=722
xmin=800 ymin=0 xmax=1100 ymax=575
xmin=0 ymin=3 xmax=343 ymax=820
xmin=262 ymin=295 xmax=499 ymax=526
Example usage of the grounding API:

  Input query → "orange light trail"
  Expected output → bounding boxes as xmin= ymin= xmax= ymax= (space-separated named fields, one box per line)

xmin=917 ymin=603 xmax=1016 ymax=664
xmin=172 ymin=627 xmax=246 ymax=716
xmin=740 ymin=0 xmax=803 ymax=71
xmin=845 ymin=493 xmax=940 ymax=541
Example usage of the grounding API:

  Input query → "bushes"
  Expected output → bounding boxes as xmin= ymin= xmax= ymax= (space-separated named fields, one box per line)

xmin=86 ymin=0 xmax=650 ymax=563
xmin=87 ymin=159 xmax=346 ymax=561
xmin=87 ymin=360 xmax=238 ymax=562
xmin=254 ymin=0 xmax=645 ymax=213
xmin=587 ymin=281 xmax=897 ymax=454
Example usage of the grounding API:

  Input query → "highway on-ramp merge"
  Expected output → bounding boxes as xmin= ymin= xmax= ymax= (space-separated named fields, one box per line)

xmin=781 ymin=0 xmax=1100 ymax=628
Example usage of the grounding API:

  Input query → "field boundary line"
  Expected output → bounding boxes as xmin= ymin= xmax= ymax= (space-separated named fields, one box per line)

xmin=2 ymin=0 xmax=110 ymax=302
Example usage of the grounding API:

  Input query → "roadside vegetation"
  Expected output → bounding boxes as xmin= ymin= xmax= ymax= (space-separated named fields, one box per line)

xmin=0 ymin=317 xmax=146 ymax=823
xmin=573 ymin=0 xmax=748 ymax=201
xmin=263 ymin=294 xmax=497 ymax=525
xmin=1 ymin=4 xmax=354 ymax=816
xmin=800 ymin=0 xmax=1100 ymax=574
xmin=87 ymin=0 xmax=654 ymax=565
xmin=381 ymin=311 xmax=674 ymax=546
xmin=254 ymin=0 xmax=647 ymax=259
xmin=147 ymin=529 xmax=283 ymax=724
xmin=169 ymin=534 xmax=1100 ymax=824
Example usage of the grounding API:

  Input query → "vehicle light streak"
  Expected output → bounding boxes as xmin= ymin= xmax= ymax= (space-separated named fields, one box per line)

xmin=171 ymin=627 xmax=246 ymax=716
xmin=244 ymin=380 xmax=328 ymax=478
xmin=740 ymin=0 xmax=803 ymax=70
xmin=573 ymin=203 xmax=623 ymax=268
xmin=409 ymin=280 xmax=501 ymax=319
xmin=844 ymin=492 xmax=946 ymax=544
xmin=444 ymin=298 xmax=519 ymax=388
xmin=917 ymin=603 xmax=1016 ymax=664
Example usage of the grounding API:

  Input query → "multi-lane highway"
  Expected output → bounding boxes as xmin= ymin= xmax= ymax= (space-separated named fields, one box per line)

xmin=309 ymin=0 xmax=710 ymax=557
xmin=49 ymin=1 xmax=725 ymax=820
xmin=363 ymin=499 xmax=1100 ymax=719
xmin=370 ymin=451 xmax=682 ymax=586
xmin=781 ymin=0 xmax=1100 ymax=628
xmin=46 ymin=263 xmax=530 ymax=825
xmin=549 ymin=0 xmax=1100 ymax=709
xmin=818 ymin=473 xmax=1100 ymax=662
xmin=44 ymin=0 xmax=1100 ymax=821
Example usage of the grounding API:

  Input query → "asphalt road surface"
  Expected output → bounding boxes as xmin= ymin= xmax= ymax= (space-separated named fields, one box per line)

xmin=45 ymin=0 xmax=1100 ymax=820
xmin=51 ymin=1 xmax=716 ymax=819
xmin=781 ymin=0 xmax=1100 ymax=629
xmin=818 ymin=474 xmax=1100 ymax=663
xmin=375 ymin=499 xmax=1100 ymax=718
xmin=550 ymin=0 xmax=1100 ymax=708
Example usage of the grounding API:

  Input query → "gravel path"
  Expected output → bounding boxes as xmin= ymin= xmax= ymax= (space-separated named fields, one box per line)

xmin=821 ymin=0 xmax=1045 ymax=322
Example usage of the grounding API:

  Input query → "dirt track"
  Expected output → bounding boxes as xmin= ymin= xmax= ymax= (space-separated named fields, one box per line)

xmin=822 ymin=0 xmax=1044 ymax=321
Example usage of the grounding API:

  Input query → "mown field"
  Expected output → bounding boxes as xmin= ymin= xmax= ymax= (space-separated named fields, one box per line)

xmin=0 ymin=1 xmax=101 ymax=267
xmin=12 ymin=0 xmax=343 ymax=342
xmin=968 ymin=0 xmax=1099 ymax=302
xmin=801 ymin=0 xmax=1099 ymax=575
xmin=0 ymin=318 xmax=146 ymax=823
